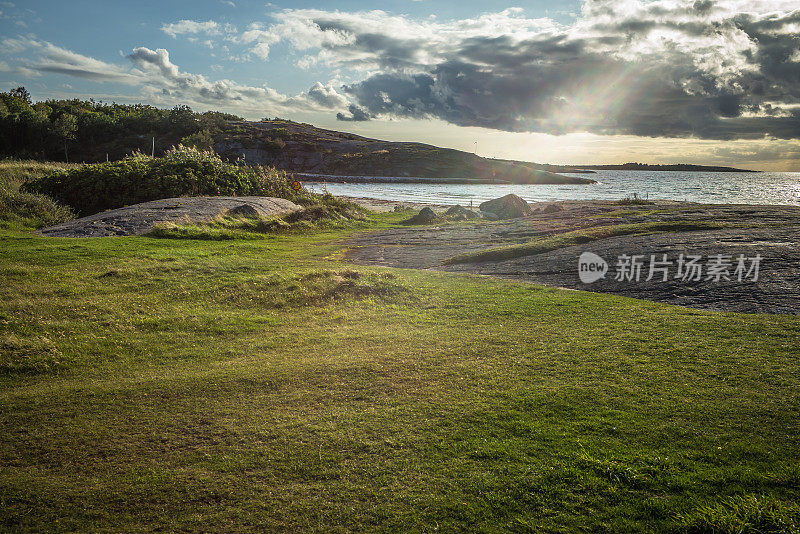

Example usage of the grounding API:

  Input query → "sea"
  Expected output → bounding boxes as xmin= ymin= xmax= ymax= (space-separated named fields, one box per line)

xmin=306 ymin=170 xmax=800 ymax=206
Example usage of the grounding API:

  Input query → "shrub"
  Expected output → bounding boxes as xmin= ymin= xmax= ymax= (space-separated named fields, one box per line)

xmin=22 ymin=145 xmax=311 ymax=216
xmin=267 ymin=127 xmax=289 ymax=139
xmin=616 ymin=194 xmax=654 ymax=205
xmin=263 ymin=138 xmax=286 ymax=152
xmin=180 ymin=129 xmax=215 ymax=151
xmin=0 ymin=182 xmax=75 ymax=228
xmin=0 ymin=160 xmax=76 ymax=228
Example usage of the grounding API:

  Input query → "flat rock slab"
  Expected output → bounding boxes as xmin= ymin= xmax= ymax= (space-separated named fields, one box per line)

xmin=344 ymin=200 xmax=800 ymax=315
xmin=39 ymin=196 xmax=301 ymax=237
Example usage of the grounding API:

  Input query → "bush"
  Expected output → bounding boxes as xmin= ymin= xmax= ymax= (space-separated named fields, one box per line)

xmin=266 ymin=127 xmax=289 ymax=139
xmin=22 ymin=145 xmax=311 ymax=216
xmin=180 ymin=130 xmax=215 ymax=151
xmin=0 ymin=159 xmax=76 ymax=228
xmin=0 ymin=182 xmax=75 ymax=228
xmin=263 ymin=138 xmax=286 ymax=152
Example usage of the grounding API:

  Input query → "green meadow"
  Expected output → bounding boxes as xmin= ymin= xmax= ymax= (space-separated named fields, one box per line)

xmin=1 ymin=161 xmax=799 ymax=532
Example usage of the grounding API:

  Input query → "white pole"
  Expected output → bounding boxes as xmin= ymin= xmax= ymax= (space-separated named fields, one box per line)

xmin=152 ymin=137 xmax=155 ymax=157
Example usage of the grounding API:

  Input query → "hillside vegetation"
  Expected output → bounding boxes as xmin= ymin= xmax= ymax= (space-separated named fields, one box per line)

xmin=0 ymin=87 xmax=592 ymax=183
xmin=214 ymin=120 xmax=594 ymax=183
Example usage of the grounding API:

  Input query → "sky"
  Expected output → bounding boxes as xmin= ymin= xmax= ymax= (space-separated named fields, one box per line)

xmin=2 ymin=0 xmax=800 ymax=170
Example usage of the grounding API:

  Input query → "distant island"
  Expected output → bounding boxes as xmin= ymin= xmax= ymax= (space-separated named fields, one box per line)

xmin=537 ymin=162 xmax=759 ymax=173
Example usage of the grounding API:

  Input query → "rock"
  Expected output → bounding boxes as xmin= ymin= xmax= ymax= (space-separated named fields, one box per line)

xmin=401 ymin=207 xmax=437 ymax=225
xmin=444 ymin=205 xmax=480 ymax=220
xmin=542 ymin=204 xmax=563 ymax=214
xmin=39 ymin=196 xmax=301 ymax=237
xmin=478 ymin=194 xmax=532 ymax=219
xmin=479 ymin=211 xmax=499 ymax=221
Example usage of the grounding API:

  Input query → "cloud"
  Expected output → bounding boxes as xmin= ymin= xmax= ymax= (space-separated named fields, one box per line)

xmin=1 ymin=37 xmax=353 ymax=117
xmin=246 ymin=3 xmax=800 ymax=140
xmin=126 ymin=46 xmax=348 ymax=115
xmin=161 ymin=19 xmax=222 ymax=38
xmin=305 ymin=81 xmax=349 ymax=108
xmin=336 ymin=104 xmax=371 ymax=121
xmin=2 ymin=38 xmax=139 ymax=83
xmin=7 ymin=2 xmax=800 ymax=142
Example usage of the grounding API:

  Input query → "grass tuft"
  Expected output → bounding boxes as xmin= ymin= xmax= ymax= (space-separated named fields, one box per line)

xmin=0 ymin=334 xmax=67 ymax=374
xmin=676 ymin=495 xmax=800 ymax=533
xmin=221 ymin=269 xmax=410 ymax=309
xmin=444 ymin=220 xmax=725 ymax=264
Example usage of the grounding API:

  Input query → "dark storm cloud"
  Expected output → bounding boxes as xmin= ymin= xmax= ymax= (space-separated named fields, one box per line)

xmin=336 ymin=104 xmax=371 ymax=121
xmin=276 ymin=2 xmax=800 ymax=140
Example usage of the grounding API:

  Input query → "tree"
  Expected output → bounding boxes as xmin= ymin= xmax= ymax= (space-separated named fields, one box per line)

xmin=180 ymin=130 xmax=215 ymax=151
xmin=53 ymin=114 xmax=78 ymax=162
xmin=10 ymin=86 xmax=31 ymax=105
xmin=167 ymin=105 xmax=200 ymax=137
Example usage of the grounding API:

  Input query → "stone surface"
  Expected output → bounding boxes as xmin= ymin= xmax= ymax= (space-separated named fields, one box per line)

xmin=479 ymin=194 xmax=533 ymax=219
xmin=401 ymin=207 xmax=437 ymax=225
xmin=542 ymin=204 xmax=563 ymax=214
xmin=39 ymin=196 xmax=301 ymax=237
xmin=344 ymin=200 xmax=800 ymax=315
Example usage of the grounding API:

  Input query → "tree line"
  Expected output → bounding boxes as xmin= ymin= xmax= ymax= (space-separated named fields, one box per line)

xmin=0 ymin=87 xmax=241 ymax=162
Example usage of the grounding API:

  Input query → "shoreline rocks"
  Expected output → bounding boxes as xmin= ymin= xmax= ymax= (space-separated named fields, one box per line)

xmin=479 ymin=194 xmax=533 ymax=219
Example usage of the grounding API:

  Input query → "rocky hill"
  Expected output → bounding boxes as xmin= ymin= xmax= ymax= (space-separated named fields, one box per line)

xmin=214 ymin=120 xmax=595 ymax=184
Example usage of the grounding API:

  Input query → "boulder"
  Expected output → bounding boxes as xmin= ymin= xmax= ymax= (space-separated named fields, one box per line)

xmin=444 ymin=205 xmax=480 ymax=220
xmin=38 ymin=196 xmax=301 ymax=238
xmin=542 ymin=204 xmax=563 ymax=214
xmin=401 ymin=207 xmax=437 ymax=225
xmin=478 ymin=194 xmax=532 ymax=219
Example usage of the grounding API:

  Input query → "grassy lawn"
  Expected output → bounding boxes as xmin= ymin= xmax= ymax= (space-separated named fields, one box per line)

xmin=1 ymin=164 xmax=799 ymax=532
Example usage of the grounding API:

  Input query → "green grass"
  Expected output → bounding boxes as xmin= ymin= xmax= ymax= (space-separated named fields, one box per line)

xmin=676 ymin=495 xmax=800 ymax=533
xmin=0 ymin=186 xmax=798 ymax=531
xmin=444 ymin=221 xmax=726 ymax=264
